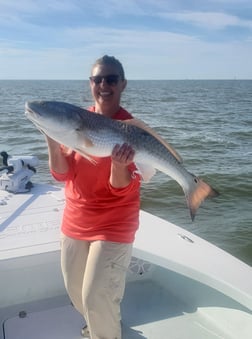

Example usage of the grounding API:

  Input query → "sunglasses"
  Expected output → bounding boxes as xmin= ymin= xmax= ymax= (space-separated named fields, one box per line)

xmin=89 ymin=74 xmax=120 ymax=86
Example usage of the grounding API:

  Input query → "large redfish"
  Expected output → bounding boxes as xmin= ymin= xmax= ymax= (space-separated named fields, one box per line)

xmin=25 ymin=100 xmax=219 ymax=220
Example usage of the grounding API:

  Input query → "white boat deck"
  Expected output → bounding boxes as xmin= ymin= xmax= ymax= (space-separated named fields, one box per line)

xmin=1 ymin=184 xmax=252 ymax=339
xmin=2 ymin=281 xmax=233 ymax=339
xmin=2 ymin=268 xmax=251 ymax=339
xmin=0 ymin=183 xmax=65 ymax=259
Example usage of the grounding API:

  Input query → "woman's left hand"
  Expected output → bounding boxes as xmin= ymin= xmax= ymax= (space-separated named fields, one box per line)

xmin=111 ymin=143 xmax=135 ymax=167
xmin=110 ymin=143 xmax=135 ymax=188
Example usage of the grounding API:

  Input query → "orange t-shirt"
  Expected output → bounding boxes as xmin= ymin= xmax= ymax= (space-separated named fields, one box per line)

xmin=51 ymin=107 xmax=141 ymax=243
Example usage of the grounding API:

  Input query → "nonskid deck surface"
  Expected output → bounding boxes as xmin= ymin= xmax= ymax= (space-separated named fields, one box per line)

xmin=3 ymin=280 xmax=227 ymax=339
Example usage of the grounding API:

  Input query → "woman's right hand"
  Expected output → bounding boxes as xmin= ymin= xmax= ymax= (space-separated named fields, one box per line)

xmin=44 ymin=135 xmax=70 ymax=174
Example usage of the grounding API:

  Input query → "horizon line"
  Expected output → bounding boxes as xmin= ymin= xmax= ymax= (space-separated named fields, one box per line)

xmin=0 ymin=78 xmax=251 ymax=81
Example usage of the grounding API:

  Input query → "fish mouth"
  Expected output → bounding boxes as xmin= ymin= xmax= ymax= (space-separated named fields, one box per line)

xmin=25 ymin=102 xmax=38 ymax=117
xmin=25 ymin=102 xmax=44 ymax=130
xmin=25 ymin=107 xmax=34 ymax=116
xmin=25 ymin=109 xmax=40 ymax=126
xmin=25 ymin=101 xmax=72 ymax=137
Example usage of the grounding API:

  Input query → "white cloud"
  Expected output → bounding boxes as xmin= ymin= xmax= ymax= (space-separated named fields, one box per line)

xmin=0 ymin=0 xmax=78 ymax=14
xmin=0 ymin=1 xmax=251 ymax=79
xmin=1 ymin=26 xmax=251 ymax=80
xmin=161 ymin=11 xmax=252 ymax=30
xmin=64 ymin=26 xmax=198 ymax=47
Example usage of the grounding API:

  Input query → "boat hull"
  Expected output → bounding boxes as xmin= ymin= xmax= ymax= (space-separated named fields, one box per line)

xmin=0 ymin=184 xmax=251 ymax=338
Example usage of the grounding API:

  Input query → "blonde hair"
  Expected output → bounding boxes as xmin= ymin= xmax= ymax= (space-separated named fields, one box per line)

xmin=92 ymin=55 xmax=125 ymax=80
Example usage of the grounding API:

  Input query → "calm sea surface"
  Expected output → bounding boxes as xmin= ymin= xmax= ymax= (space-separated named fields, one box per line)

xmin=0 ymin=80 xmax=252 ymax=265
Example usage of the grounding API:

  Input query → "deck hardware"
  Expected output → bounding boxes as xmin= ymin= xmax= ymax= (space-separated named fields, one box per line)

xmin=129 ymin=257 xmax=152 ymax=275
xmin=178 ymin=233 xmax=194 ymax=243
xmin=18 ymin=311 xmax=27 ymax=318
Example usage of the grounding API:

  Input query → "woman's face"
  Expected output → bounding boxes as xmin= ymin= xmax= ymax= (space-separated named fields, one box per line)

xmin=90 ymin=63 xmax=127 ymax=116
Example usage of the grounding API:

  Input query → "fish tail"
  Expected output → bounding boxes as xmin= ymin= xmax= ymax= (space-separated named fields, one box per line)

xmin=185 ymin=177 xmax=219 ymax=221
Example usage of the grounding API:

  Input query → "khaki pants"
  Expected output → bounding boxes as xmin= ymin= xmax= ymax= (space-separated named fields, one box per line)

xmin=61 ymin=234 xmax=133 ymax=339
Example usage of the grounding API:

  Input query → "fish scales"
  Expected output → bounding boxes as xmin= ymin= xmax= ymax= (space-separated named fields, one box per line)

xmin=25 ymin=100 xmax=219 ymax=220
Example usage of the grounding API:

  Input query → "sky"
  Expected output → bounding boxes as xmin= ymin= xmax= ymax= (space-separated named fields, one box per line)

xmin=0 ymin=0 xmax=252 ymax=80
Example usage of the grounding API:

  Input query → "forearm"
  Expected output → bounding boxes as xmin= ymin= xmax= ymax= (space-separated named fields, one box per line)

xmin=109 ymin=143 xmax=135 ymax=188
xmin=110 ymin=163 xmax=132 ymax=188
xmin=45 ymin=136 xmax=69 ymax=174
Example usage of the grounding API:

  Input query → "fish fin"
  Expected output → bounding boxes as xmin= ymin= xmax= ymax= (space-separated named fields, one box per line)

xmin=74 ymin=136 xmax=97 ymax=164
xmin=75 ymin=147 xmax=98 ymax=165
xmin=124 ymin=118 xmax=183 ymax=163
xmin=60 ymin=145 xmax=73 ymax=156
xmin=185 ymin=176 xmax=219 ymax=221
xmin=135 ymin=163 xmax=156 ymax=182
xmin=82 ymin=136 xmax=94 ymax=148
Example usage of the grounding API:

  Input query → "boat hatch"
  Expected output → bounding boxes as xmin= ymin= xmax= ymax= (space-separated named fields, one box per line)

xmin=3 ymin=305 xmax=84 ymax=339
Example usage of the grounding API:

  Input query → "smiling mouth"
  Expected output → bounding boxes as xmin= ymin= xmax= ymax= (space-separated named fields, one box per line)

xmin=99 ymin=91 xmax=112 ymax=97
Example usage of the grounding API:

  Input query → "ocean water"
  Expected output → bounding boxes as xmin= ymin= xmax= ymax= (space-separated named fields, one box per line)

xmin=0 ymin=80 xmax=251 ymax=266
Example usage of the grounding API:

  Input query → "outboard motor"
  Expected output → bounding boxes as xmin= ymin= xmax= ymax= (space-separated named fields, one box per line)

xmin=0 ymin=151 xmax=39 ymax=193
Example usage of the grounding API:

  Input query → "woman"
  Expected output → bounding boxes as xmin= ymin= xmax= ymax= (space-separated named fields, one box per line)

xmin=45 ymin=55 xmax=141 ymax=339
